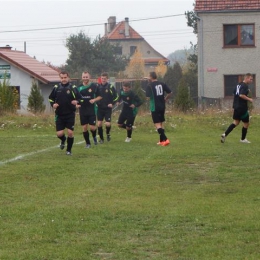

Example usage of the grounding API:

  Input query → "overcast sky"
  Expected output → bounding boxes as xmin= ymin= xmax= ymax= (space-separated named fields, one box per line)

xmin=0 ymin=0 xmax=196 ymax=66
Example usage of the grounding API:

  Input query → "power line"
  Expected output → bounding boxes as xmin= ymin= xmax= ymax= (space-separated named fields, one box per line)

xmin=0 ymin=14 xmax=185 ymax=34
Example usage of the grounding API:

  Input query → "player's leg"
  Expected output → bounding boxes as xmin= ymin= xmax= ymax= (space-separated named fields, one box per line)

xmin=125 ymin=116 xmax=135 ymax=142
xmin=221 ymin=109 xmax=241 ymax=143
xmin=97 ymin=108 xmax=105 ymax=143
xmin=241 ymin=112 xmax=250 ymax=143
xmin=89 ymin=115 xmax=98 ymax=145
xmin=105 ymin=108 xmax=112 ymax=141
xmin=65 ymin=114 xmax=75 ymax=155
xmin=81 ymin=115 xmax=91 ymax=147
xmin=56 ymin=115 xmax=66 ymax=150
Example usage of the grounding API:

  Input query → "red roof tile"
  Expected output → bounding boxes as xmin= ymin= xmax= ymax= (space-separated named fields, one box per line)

xmin=0 ymin=49 xmax=60 ymax=83
xmin=107 ymin=21 xmax=143 ymax=40
xmin=195 ymin=0 xmax=260 ymax=12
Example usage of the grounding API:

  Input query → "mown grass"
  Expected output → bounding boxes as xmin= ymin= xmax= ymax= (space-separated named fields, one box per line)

xmin=0 ymin=110 xmax=260 ymax=259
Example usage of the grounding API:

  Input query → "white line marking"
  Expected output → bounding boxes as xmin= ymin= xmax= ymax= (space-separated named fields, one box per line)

xmin=0 ymin=141 xmax=84 ymax=166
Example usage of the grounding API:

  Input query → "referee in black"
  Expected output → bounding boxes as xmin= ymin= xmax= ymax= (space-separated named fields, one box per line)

xmin=49 ymin=71 xmax=81 ymax=155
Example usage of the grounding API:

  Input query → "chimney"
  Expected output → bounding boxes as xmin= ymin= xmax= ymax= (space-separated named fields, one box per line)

xmin=125 ymin=17 xmax=130 ymax=37
xmin=0 ymin=45 xmax=12 ymax=50
xmin=107 ymin=16 xmax=116 ymax=33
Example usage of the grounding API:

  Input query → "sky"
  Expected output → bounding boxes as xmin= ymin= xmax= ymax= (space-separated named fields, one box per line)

xmin=0 ymin=0 xmax=197 ymax=66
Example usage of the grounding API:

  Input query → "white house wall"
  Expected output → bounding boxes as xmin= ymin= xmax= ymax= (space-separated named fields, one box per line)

xmin=0 ymin=59 xmax=35 ymax=112
xmin=197 ymin=12 xmax=260 ymax=100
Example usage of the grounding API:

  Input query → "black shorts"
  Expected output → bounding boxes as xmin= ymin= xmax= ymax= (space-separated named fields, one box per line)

xmin=97 ymin=107 xmax=112 ymax=122
xmin=55 ymin=113 xmax=75 ymax=131
xmin=118 ymin=113 xmax=136 ymax=128
xmin=233 ymin=109 xmax=249 ymax=123
xmin=80 ymin=114 xmax=96 ymax=126
xmin=151 ymin=110 xmax=165 ymax=124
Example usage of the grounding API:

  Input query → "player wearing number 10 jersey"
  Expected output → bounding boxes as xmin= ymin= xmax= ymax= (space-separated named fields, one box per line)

xmin=146 ymin=71 xmax=172 ymax=146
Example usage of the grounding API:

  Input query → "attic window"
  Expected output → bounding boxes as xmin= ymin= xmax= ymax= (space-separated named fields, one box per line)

xmin=224 ymin=24 xmax=255 ymax=47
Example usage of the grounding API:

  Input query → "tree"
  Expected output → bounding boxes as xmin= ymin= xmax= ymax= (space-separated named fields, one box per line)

xmin=155 ymin=60 xmax=167 ymax=79
xmin=174 ymin=75 xmax=194 ymax=112
xmin=163 ymin=62 xmax=182 ymax=100
xmin=27 ymin=81 xmax=46 ymax=114
xmin=0 ymin=77 xmax=18 ymax=113
xmin=65 ymin=31 xmax=128 ymax=78
xmin=126 ymin=49 xmax=145 ymax=79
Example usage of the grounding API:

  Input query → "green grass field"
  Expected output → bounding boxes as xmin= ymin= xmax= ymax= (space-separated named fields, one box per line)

xmin=1 ymin=111 xmax=260 ymax=259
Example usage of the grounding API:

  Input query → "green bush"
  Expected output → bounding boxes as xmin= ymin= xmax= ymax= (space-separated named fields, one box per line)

xmin=0 ymin=77 xmax=18 ymax=114
xmin=27 ymin=81 xmax=46 ymax=114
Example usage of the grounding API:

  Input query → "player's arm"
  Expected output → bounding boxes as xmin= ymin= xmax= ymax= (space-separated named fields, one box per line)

xmin=164 ymin=84 xmax=172 ymax=101
xmin=133 ymin=93 xmax=143 ymax=107
xmin=239 ymin=94 xmax=253 ymax=102
xmin=112 ymin=86 xmax=119 ymax=104
xmin=49 ymin=85 xmax=58 ymax=108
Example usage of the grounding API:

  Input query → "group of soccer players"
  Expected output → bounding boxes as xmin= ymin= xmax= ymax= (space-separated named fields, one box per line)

xmin=49 ymin=71 xmax=172 ymax=155
xmin=49 ymin=70 xmax=254 ymax=155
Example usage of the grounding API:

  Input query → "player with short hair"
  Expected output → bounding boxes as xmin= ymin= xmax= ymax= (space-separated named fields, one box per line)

xmin=49 ymin=71 xmax=81 ymax=155
xmin=77 ymin=71 xmax=102 ymax=148
xmin=117 ymin=82 xmax=143 ymax=142
xmin=146 ymin=71 xmax=172 ymax=146
xmin=96 ymin=72 xmax=118 ymax=143
xmin=221 ymin=73 xmax=253 ymax=143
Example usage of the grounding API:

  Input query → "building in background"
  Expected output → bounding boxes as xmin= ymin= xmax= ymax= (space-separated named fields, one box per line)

xmin=0 ymin=45 xmax=60 ymax=113
xmin=104 ymin=16 xmax=169 ymax=77
xmin=195 ymin=0 xmax=260 ymax=108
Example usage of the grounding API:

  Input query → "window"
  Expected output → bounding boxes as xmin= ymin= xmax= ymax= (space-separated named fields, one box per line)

xmin=224 ymin=24 xmax=255 ymax=47
xmin=224 ymin=75 xmax=255 ymax=97
xmin=114 ymin=46 xmax=122 ymax=55
xmin=130 ymin=46 xmax=137 ymax=56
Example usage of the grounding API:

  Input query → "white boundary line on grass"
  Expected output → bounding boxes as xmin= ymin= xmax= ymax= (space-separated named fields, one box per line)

xmin=0 ymin=141 xmax=84 ymax=166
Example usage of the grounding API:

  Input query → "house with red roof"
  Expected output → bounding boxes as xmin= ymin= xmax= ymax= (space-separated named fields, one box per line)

xmin=195 ymin=0 xmax=260 ymax=107
xmin=104 ymin=16 xmax=169 ymax=77
xmin=0 ymin=45 xmax=60 ymax=113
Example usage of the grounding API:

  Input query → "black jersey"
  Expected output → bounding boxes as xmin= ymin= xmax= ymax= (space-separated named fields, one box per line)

xmin=78 ymin=82 xmax=100 ymax=116
xmin=146 ymin=81 xmax=171 ymax=112
xmin=118 ymin=90 xmax=143 ymax=117
xmin=49 ymin=83 xmax=80 ymax=116
xmin=96 ymin=83 xmax=118 ymax=109
xmin=233 ymin=81 xmax=250 ymax=110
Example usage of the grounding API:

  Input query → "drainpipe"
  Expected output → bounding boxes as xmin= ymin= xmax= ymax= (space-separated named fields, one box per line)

xmin=194 ymin=13 xmax=204 ymax=109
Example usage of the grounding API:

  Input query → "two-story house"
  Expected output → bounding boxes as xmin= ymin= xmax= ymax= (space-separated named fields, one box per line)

xmin=104 ymin=16 xmax=169 ymax=78
xmin=194 ymin=0 xmax=260 ymax=108
xmin=0 ymin=45 xmax=60 ymax=113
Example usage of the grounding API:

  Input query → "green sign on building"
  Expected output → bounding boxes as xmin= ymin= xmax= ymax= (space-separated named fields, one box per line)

xmin=0 ymin=65 xmax=11 ymax=79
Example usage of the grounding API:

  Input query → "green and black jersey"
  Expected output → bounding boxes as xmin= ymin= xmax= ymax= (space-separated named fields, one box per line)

xmin=146 ymin=81 xmax=171 ymax=112
xmin=96 ymin=83 xmax=118 ymax=109
xmin=118 ymin=90 xmax=143 ymax=117
xmin=78 ymin=82 xmax=100 ymax=116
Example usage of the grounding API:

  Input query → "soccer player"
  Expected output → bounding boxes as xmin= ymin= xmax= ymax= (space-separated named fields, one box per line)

xmin=117 ymin=82 xmax=143 ymax=142
xmin=49 ymin=71 xmax=81 ymax=155
xmin=221 ymin=73 xmax=253 ymax=143
xmin=77 ymin=71 xmax=102 ymax=148
xmin=96 ymin=72 xmax=118 ymax=143
xmin=146 ymin=71 xmax=172 ymax=146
